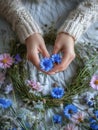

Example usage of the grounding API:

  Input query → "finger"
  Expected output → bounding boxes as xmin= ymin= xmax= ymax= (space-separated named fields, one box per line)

xmin=27 ymin=51 xmax=40 ymax=70
xmin=28 ymin=53 xmax=54 ymax=74
xmin=48 ymin=60 xmax=68 ymax=74
xmin=52 ymin=44 xmax=61 ymax=54
xmin=40 ymin=69 xmax=55 ymax=75
xmin=40 ymin=45 xmax=50 ymax=57
xmin=48 ymin=52 xmax=75 ymax=74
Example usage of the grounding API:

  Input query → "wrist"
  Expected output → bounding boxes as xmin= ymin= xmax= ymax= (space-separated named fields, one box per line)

xmin=25 ymin=33 xmax=42 ymax=46
xmin=58 ymin=32 xmax=75 ymax=43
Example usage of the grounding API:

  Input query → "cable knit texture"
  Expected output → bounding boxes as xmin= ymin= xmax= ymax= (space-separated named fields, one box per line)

xmin=58 ymin=0 xmax=98 ymax=41
xmin=0 ymin=0 xmax=42 ymax=43
xmin=0 ymin=0 xmax=98 ymax=43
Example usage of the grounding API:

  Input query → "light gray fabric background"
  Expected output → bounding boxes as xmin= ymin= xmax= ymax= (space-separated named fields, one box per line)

xmin=0 ymin=1 xmax=98 ymax=129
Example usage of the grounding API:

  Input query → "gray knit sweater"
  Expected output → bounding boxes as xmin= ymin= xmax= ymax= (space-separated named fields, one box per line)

xmin=0 ymin=0 xmax=98 ymax=43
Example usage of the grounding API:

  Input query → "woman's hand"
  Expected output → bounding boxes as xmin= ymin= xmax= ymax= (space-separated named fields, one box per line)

xmin=49 ymin=33 xmax=76 ymax=74
xmin=25 ymin=33 xmax=50 ymax=70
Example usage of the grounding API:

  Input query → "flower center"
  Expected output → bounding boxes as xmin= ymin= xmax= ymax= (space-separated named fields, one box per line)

xmin=78 ymin=117 xmax=83 ymax=122
xmin=68 ymin=110 xmax=73 ymax=114
xmin=94 ymin=80 xmax=98 ymax=85
xmin=1 ymin=58 xmax=8 ymax=64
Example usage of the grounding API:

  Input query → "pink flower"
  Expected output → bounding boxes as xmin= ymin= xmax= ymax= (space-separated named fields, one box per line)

xmin=71 ymin=112 xmax=85 ymax=124
xmin=90 ymin=75 xmax=98 ymax=90
xmin=64 ymin=124 xmax=78 ymax=130
xmin=27 ymin=80 xmax=43 ymax=92
xmin=0 ymin=53 xmax=13 ymax=69
xmin=0 ymin=72 xmax=5 ymax=84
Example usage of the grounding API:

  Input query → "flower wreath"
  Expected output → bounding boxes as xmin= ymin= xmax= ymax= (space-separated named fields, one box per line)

xmin=0 ymin=33 xmax=98 ymax=129
xmin=0 ymin=37 xmax=97 ymax=108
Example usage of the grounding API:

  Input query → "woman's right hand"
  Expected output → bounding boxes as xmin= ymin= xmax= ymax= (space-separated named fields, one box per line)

xmin=25 ymin=33 xmax=50 ymax=70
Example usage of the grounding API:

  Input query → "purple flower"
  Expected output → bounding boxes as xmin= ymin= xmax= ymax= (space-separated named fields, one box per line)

xmin=64 ymin=104 xmax=78 ymax=119
xmin=0 ymin=98 xmax=12 ymax=109
xmin=51 ymin=87 xmax=64 ymax=99
xmin=51 ymin=54 xmax=62 ymax=64
xmin=90 ymin=75 xmax=98 ymax=90
xmin=0 ymin=53 xmax=13 ymax=69
xmin=14 ymin=54 xmax=22 ymax=64
xmin=40 ymin=57 xmax=53 ymax=72
xmin=53 ymin=114 xmax=62 ymax=124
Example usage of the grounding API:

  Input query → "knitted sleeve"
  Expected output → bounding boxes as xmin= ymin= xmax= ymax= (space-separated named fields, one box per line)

xmin=58 ymin=0 xmax=98 ymax=42
xmin=0 ymin=0 xmax=42 ymax=44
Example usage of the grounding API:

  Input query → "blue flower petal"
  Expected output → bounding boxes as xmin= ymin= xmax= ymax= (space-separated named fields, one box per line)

xmin=90 ymin=123 xmax=98 ymax=130
xmin=53 ymin=114 xmax=62 ymax=123
xmin=89 ymin=118 xmax=96 ymax=124
xmin=94 ymin=111 xmax=98 ymax=119
xmin=87 ymin=100 xmax=94 ymax=107
xmin=51 ymin=54 xmax=62 ymax=64
xmin=51 ymin=87 xmax=64 ymax=99
xmin=40 ymin=58 xmax=53 ymax=72
xmin=0 ymin=98 xmax=12 ymax=109
xmin=64 ymin=104 xmax=78 ymax=119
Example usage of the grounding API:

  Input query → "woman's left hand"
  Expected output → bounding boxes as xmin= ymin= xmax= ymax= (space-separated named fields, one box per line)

xmin=48 ymin=33 xmax=76 ymax=74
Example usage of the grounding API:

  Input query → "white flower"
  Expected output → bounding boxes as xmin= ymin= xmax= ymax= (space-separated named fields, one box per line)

xmin=71 ymin=112 xmax=85 ymax=124
xmin=63 ymin=123 xmax=78 ymax=130
xmin=5 ymin=84 xmax=13 ymax=94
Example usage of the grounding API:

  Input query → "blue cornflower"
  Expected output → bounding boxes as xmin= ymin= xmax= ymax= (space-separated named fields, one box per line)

xmin=89 ymin=118 xmax=98 ymax=130
xmin=40 ymin=57 xmax=53 ymax=72
xmin=51 ymin=87 xmax=64 ymax=99
xmin=90 ymin=123 xmax=98 ymax=130
xmin=51 ymin=54 xmax=62 ymax=64
xmin=87 ymin=100 xmax=94 ymax=107
xmin=89 ymin=112 xmax=98 ymax=130
xmin=64 ymin=104 xmax=78 ymax=119
xmin=0 ymin=98 xmax=12 ymax=109
xmin=14 ymin=54 xmax=22 ymax=64
xmin=53 ymin=114 xmax=62 ymax=124
xmin=94 ymin=111 xmax=98 ymax=119
xmin=89 ymin=118 xmax=96 ymax=124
